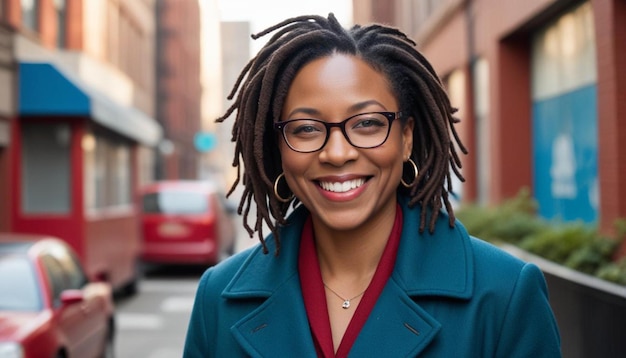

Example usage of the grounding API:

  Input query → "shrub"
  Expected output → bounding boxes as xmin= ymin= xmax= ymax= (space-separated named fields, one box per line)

xmin=519 ymin=222 xmax=597 ymax=264
xmin=456 ymin=188 xmax=545 ymax=244
xmin=596 ymin=258 xmax=626 ymax=285
xmin=456 ymin=188 xmax=626 ymax=285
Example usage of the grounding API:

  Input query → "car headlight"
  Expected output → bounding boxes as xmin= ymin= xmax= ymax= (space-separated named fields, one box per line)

xmin=0 ymin=342 xmax=24 ymax=358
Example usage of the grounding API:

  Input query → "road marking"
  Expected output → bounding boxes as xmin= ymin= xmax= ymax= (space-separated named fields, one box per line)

xmin=148 ymin=348 xmax=184 ymax=358
xmin=161 ymin=296 xmax=195 ymax=313
xmin=117 ymin=313 xmax=163 ymax=330
xmin=140 ymin=280 xmax=199 ymax=293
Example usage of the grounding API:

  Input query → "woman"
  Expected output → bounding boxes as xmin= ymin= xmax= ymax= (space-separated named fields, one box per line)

xmin=184 ymin=14 xmax=561 ymax=357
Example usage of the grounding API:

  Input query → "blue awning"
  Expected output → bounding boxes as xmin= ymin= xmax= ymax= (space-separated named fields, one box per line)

xmin=19 ymin=62 xmax=162 ymax=146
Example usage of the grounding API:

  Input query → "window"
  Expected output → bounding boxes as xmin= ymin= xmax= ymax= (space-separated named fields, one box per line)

xmin=54 ymin=0 xmax=66 ymax=47
xmin=142 ymin=190 xmax=209 ymax=215
xmin=21 ymin=122 xmax=71 ymax=214
xmin=0 ymin=255 xmax=41 ymax=311
xmin=84 ymin=131 xmax=132 ymax=211
xmin=41 ymin=245 xmax=88 ymax=307
xmin=41 ymin=255 xmax=67 ymax=306
xmin=21 ymin=0 xmax=39 ymax=31
xmin=473 ymin=58 xmax=491 ymax=205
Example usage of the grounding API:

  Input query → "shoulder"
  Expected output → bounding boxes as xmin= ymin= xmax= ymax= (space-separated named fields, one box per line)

xmin=468 ymin=234 xmax=546 ymax=290
xmin=195 ymin=243 xmax=262 ymax=297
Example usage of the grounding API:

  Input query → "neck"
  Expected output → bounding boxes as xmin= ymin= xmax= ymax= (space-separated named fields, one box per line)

xmin=313 ymin=204 xmax=396 ymax=283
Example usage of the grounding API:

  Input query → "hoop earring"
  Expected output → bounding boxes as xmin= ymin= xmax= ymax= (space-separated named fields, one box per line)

xmin=401 ymin=158 xmax=419 ymax=188
xmin=274 ymin=173 xmax=294 ymax=203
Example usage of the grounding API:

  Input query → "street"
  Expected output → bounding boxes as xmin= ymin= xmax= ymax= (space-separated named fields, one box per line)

xmin=114 ymin=264 xmax=205 ymax=358
xmin=113 ymin=211 xmax=256 ymax=357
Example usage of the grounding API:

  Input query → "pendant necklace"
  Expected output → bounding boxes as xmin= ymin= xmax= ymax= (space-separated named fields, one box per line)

xmin=323 ymin=283 xmax=367 ymax=309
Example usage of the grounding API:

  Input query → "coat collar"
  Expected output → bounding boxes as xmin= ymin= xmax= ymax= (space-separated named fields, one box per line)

xmin=223 ymin=198 xmax=475 ymax=356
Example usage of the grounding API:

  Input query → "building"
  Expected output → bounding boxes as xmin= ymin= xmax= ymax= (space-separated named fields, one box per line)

xmin=0 ymin=0 xmax=162 ymax=290
xmin=0 ymin=21 xmax=15 ymax=232
xmin=354 ymin=0 xmax=626 ymax=240
xmin=155 ymin=0 xmax=203 ymax=180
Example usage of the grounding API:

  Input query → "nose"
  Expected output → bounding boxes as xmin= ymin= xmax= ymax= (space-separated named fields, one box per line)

xmin=318 ymin=127 xmax=358 ymax=165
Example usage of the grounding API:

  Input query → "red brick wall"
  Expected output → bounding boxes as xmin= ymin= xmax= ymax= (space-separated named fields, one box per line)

xmin=65 ymin=0 xmax=82 ymax=50
xmin=156 ymin=0 xmax=202 ymax=180
xmin=593 ymin=0 xmax=626 ymax=238
xmin=489 ymin=36 xmax=533 ymax=204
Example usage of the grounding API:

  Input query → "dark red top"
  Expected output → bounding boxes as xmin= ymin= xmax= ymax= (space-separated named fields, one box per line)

xmin=298 ymin=205 xmax=403 ymax=357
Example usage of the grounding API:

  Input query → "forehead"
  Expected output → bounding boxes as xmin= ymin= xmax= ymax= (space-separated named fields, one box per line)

xmin=283 ymin=54 xmax=397 ymax=117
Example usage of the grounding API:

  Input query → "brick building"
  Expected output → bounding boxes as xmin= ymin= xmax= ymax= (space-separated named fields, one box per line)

xmin=155 ymin=0 xmax=202 ymax=180
xmin=0 ymin=0 xmax=162 ymax=290
xmin=354 ymin=0 xmax=626 ymax=238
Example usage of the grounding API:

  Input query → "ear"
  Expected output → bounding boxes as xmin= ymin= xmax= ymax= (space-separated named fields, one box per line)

xmin=402 ymin=117 xmax=414 ymax=159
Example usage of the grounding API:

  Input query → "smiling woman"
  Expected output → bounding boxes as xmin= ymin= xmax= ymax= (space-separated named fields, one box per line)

xmin=184 ymin=14 xmax=561 ymax=357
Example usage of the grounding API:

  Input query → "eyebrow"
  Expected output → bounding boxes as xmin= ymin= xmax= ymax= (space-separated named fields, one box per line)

xmin=285 ymin=100 xmax=388 ymax=119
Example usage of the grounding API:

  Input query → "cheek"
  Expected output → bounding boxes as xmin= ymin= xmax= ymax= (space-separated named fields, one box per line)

xmin=279 ymin=144 xmax=309 ymax=180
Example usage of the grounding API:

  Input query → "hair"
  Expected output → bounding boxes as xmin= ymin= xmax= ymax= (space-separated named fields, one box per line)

xmin=218 ymin=13 xmax=467 ymax=255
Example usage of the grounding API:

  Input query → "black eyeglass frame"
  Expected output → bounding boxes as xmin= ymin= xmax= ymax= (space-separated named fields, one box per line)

xmin=273 ymin=111 xmax=402 ymax=153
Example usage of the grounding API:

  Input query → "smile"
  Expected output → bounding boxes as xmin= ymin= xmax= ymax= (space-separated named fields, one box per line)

xmin=318 ymin=178 xmax=366 ymax=193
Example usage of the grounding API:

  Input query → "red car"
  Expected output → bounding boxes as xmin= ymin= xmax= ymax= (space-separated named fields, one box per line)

xmin=139 ymin=180 xmax=237 ymax=266
xmin=0 ymin=234 xmax=115 ymax=358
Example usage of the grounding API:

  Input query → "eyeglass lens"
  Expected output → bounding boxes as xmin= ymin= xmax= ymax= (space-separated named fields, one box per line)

xmin=281 ymin=112 xmax=393 ymax=152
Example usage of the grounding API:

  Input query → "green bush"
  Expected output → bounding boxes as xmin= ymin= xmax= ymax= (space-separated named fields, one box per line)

xmin=519 ymin=223 xmax=597 ymax=263
xmin=456 ymin=188 xmax=545 ymax=244
xmin=565 ymin=236 xmax=618 ymax=275
xmin=596 ymin=258 xmax=626 ymax=285
xmin=456 ymin=188 xmax=626 ymax=285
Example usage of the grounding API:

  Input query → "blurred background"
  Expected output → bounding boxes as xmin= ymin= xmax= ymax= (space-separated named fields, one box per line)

xmin=0 ymin=0 xmax=625 ymax=357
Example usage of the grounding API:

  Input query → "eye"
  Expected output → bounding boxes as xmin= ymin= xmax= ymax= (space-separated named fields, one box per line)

xmin=355 ymin=118 xmax=385 ymax=128
xmin=286 ymin=120 xmax=325 ymax=136
xmin=350 ymin=114 xmax=388 ymax=131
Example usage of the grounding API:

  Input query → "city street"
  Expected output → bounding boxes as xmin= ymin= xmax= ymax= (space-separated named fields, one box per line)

xmin=114 ymin=211 xmax=256 ymax=357
xmin=114 ymin=265 xmax=205 ymax=358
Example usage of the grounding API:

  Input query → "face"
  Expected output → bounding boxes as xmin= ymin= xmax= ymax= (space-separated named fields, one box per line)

xmin=279 ymin=53 xmax=413 ymax=234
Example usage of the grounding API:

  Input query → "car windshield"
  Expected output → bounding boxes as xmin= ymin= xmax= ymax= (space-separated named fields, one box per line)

xmin=142 ymin=190 xmax=209 ymax=214
xmin=0 ymin=254 xmax=42 ymax=311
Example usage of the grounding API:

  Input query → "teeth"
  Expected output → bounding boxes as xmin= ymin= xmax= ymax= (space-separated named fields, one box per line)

xmin=319 ymin=178 xmax=365 ymax=193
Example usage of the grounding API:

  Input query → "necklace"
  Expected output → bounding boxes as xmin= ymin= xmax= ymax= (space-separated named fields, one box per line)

xmin=323 ymin=283 xmax=366 ymax=309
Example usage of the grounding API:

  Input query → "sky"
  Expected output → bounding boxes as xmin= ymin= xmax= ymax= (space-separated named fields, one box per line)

xmin=217 ymin=0 xmax=353 ymax=27
xmin=216 ymin=0 xmax=353 ymax=54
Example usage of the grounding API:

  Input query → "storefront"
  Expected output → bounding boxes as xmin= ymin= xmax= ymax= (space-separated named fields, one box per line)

xmin=12 ymin=60 xmax=162 ymax=291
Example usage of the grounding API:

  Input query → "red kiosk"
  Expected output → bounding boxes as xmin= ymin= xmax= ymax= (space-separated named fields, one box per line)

xmin=11 ymin=61 xmax=162 ymax=294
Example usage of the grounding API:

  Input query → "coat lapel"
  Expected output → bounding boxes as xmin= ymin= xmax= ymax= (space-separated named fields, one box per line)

xmin=392 ymin=200 xmax=474 ymax=299
xmin=351 ymin=201 xmax=475 ymax=356
xmin=350 ymin=279 xmax=442 ymax=357
xmin=225 ymin=207 xmax=318 ymax=357
xmin=223 ymin=201 xmax=475 ymax=357
xmin=230 ymin=273 xmax=318 ymax=357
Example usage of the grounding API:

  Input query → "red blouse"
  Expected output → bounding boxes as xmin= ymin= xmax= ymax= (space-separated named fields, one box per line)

xmin=298 ymin=205 xmax=403 ymax=357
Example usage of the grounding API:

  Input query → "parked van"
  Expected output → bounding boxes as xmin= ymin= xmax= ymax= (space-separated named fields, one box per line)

xmin=138 ymin=180 xmax=237 ymax=266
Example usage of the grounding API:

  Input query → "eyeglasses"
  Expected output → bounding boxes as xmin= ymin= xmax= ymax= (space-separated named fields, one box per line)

xmin=274 ymin=111 xmax=401 ymax=153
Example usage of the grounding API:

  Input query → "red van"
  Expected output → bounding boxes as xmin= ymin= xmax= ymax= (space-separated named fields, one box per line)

xmin=138 ymin=180 xmax=237 ymax=266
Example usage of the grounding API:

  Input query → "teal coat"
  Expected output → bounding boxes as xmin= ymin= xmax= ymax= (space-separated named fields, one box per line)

xmin=184 ymin=200 xmax=561 ymax=357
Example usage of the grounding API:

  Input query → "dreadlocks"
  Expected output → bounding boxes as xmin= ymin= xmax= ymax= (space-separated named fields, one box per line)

xmin=217 ymin=13 xmax=467 ymax=255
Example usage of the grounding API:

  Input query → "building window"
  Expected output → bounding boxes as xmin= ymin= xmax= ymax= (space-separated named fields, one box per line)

xmin=21 ymin=122 xmax=71 ymax=214
xmin=84 ymin=131 xmax=132 ymax=211
xmin=54 ymin=0 xmax=66 ymax=47
xmin=472 ymin=58 xmax=491 ymax=205
xmin=531 ymin=2 xmax=598 ymax=223
xmin=21 ymin=0 xmax=39 ymax=31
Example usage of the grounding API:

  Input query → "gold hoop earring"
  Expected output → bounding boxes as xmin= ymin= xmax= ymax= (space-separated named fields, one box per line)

xmin=401 ymin=158 xmax=419 ymax=188
xmin=274 ymin=173 xmax=294 ymax=203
